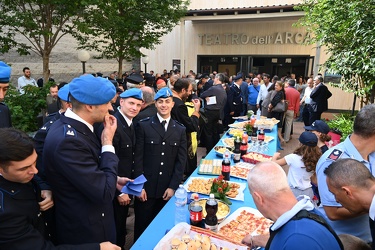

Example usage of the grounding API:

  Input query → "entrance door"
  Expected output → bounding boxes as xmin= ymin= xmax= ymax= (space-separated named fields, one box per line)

xmin=218 ymin=64 xmax=237 ymax=77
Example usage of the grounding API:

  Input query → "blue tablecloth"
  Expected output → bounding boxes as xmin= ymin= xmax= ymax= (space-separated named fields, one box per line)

xmin=131 ymin=125 xmax=278 ymax=250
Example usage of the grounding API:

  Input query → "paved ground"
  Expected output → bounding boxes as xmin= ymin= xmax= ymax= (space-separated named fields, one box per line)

xmin=123 ymin=116 xmax=334 ymax=249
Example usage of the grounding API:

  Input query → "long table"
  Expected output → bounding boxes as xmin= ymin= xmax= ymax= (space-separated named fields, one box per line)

xmin=131 ymin=125 xmax=278 ymax=249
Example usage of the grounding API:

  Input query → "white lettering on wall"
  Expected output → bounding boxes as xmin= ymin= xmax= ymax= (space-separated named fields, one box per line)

xmin=198 ymin=32 xmax=309 ymax=46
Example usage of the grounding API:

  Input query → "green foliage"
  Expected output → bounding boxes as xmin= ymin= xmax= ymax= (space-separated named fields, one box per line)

xmin=73 ymin=0 xmax=189 ymax=74
xmin=326 ymin=113 xmax=355 ymax=142
xmin=295 ymin=0 xmax=375 ymax=104
xmin=6 ymin=83 xmax=53 ymax=132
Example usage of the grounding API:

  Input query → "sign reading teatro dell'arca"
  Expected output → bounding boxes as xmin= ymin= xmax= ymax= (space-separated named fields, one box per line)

xmin=198 ymin=32 xmax=311 ymax=46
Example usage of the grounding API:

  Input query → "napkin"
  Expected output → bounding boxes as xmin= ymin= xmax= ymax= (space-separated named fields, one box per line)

xmin=121 ymin=174 xmax=147 ymax=196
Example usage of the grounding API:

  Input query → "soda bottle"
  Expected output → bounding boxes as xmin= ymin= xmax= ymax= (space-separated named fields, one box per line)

xmin=222 ymin=149 xmax=231 ymax=181
xmin=233 ymin=135 xmax=241 ymax=163
xmin=251 ymin=126 xmax=258 ymax=142
xmin=189 ymin=195 xmax=203 ymax=227
xmin=174 ymin=184 xmax=187 ymax=225
xmin=258 ymin=128 xmax=265 ymax=142
xmin=240 ymin=132 xmax=248 ymax=156
xmin=205 ymin=194 xmax=218 ymax=232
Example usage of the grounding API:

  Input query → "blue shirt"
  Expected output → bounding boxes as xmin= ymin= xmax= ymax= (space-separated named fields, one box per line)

xmin=316 ymin=136 xmax=375 ymax=242
xmin=270 ymin=212 xmax=341 ymax=250
xmin=248 ymin=85 xmax=260 ymax=105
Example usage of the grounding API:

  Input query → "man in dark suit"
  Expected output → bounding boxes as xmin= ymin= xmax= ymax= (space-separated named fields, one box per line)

xmin=133 ymin=87 xmax=187 ymax=242
xmin=171 ymin=78 xmax=200 ymax=177
xmin=0 ymin=128 xmax=120 ymax=250
xmin=112 ymin=88 xmax=143 ymax=249
xmin=43 ymin=74 xmax=130 ymax=245
xmin=0 ymin=61 xmax=12 ymax=128
xmin=133 ymin=86 xmax=157 ymax=126
xmin=225 ymin=74 xmax=243 ymax=125
xmin=308 ymin=75 xmax=332 ymax=124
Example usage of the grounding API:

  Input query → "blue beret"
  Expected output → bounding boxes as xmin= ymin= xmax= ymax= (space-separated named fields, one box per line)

xmin=0 ymin=61 xmax=11 ymax=83
xmin=154 ymin=87 xmax=173 ymax=100
xmin=120 ymin=88 xmax=143 ymax=100
xmin=69 ymin=74 xmax=116 ymax=105
xmin=58 ymin=84 xmax=70 ymax=102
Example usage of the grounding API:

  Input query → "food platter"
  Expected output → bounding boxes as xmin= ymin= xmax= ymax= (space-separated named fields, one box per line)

xmin=228 ymin=121 xmax=247 ymax=129
xmin=213 ymin=146 xmax=234 ymax=158
xmin=184 ymin=177 xmax=246 ymax=201
xmin=217 ymin=207 xmax=273 ymax=244
xmin=197 ymin=159 xmax=222 ymax=175
xmin=230 ymin=163 xmax=255 ymax=180
xmin=221 ymin=138 xmax=234 ymax=148
xmin=154 ymin=222 xmax=248 ymax=250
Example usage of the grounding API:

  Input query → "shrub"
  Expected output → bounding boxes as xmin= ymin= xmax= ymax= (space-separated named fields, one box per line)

xmin=326 ymin=113 xmax=355 ymax=142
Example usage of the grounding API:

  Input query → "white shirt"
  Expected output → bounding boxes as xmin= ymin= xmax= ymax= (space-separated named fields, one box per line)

xmin=256 ymin=83 xmax=272 ymax=105
xmin=284 ymin=154 xmax=314 ymax=190
xmin=369 ymin=194 xmax=375 ymax=220
xmin=302 ymin=86 xmax=313 ymax=104
xmin=157 ymin=113 xmax=171 ymax=131
xmin=17 ymin=76 xmax=37 ymax=94
xmin=65 ymin=108 xmax=115 ymax=154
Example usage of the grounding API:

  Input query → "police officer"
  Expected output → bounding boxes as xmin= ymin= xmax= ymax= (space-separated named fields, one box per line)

xmin=0 ymin=61 xmax=12 ymax=128
xmin=225 ymin=73 xmax=244 ymax=125
xmin=133 ymin=87 xmax=187 ymax=242
xmin=43 ymin=74 xmax=130 ymax=245
xmin=112 ymin=88 xmax=143 ymax=249
xmin=316 ymin=104 xmax=375 ymax=243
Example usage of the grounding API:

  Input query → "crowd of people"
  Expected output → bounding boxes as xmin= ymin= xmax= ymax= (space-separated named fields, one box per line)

xmin=1 ymin=59 xmax=375 ymax=250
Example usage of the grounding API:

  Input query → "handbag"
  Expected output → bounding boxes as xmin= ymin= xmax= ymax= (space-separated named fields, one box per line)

xmin=273 ymin=100 xmax=288 ymax=112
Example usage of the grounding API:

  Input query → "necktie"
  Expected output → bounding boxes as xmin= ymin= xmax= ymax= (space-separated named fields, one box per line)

xmin=161 ymin=120 xmax=167 ymax=131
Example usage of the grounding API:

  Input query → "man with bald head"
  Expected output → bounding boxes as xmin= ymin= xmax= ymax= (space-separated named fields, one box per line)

xmin=133 ymin=86 xmax=157 ymax=126
xmin=242 ymin=162 xmax=342 ymax=249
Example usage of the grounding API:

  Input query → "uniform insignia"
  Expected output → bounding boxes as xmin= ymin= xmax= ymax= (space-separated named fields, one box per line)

xmin=63 ymin=124 xmax=77 ymax=137
xmin=41 ymin=126 xmax=47 ymax=130
xmin=139 ymin=117 xmax=150 ymax=122
xmin=327 ymin=149 xmax=343 ymax=161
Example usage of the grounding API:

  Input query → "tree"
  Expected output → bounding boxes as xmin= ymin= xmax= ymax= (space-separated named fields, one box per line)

xmin=73 ymin=0 xmax=189 ymax=75
xmin=296 ymin=0 xmax=375 ymax=105
xmin=0 ymin=0 xmax=92 ymax=82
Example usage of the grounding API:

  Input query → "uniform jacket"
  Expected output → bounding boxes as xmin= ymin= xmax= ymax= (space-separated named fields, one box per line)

xmin=113 ymin=110 xmax=135 ymax=178
xmin=0 ymin=177 xmax=99 ymax=250
xmin=310 ymin=83 xmax=332 ymax=113
xmin=133 ymin=103 xmax=157 ymax=126
xmin=43 ymin=114 xmax=119 ymax=245
xmin=133 ymin=115 xmax=187 ymax=198
xmin=0 ymin=102 xmax=11 ymax=128
xmin=227 ymin=83 xmax=243 ymax=116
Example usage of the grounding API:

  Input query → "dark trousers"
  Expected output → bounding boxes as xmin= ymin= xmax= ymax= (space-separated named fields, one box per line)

xmin=113 ymin=198 xmax=130 ymax=249
xmin=202 ymin=109 xmax=221 ymax=154
xmin=303 ymin=104 xmax=310 ymax=126
xmin=134 ymin=197 xmax=167 ymax=243
xmin=308 ymin=105 xmax=322 ymax=125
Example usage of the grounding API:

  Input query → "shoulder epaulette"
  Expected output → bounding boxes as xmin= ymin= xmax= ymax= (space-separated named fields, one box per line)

xmin=139 ymin=117 xmax=150 ymax=122
xmin=63 ymin=124 xmax=77 ymax=137
xmin=327 ymin=149 xmax=343 ymax=161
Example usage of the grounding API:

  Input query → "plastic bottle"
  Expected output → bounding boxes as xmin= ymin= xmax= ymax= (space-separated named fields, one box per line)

xmin=222 ymin=149 xmax=231 ymax=181
xmin=256 ymin=109 xmax=261 ymax=120
xmin=240 ymin=132 xmax=248 ymax=156
xmin=233 ymin=135 xmax=241 ymax=163
xmin=189 ymin=195 xmax=203 ymax=227
xmin=205 ymin=194 xmax=218 ymax=232
xmin=258 ymin=128 xmax=265 ymax=142
xmin=174 ymin=184 xmax=187 ymax=225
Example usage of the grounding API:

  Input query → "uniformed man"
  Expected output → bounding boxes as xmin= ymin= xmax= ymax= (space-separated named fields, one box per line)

xmin=0 ymin=128 xmax=120 ymax=250
xmin=112 ymin=88 xmax=143 ymax=249
xmin=125 ymin=73 xmax=144 ymax=90
xmin=0 ymin=61 xmax=12 ymax=128
xmin=133 ymin=86 xmax=157 ymax=126
xmin=225 ymin=73 xmax=244 ymax=125
xmin=43 ymin=74 xmax=130 ymax=245
xmin=316 ymin=104 xmax=375 ymax=243
xmin=133 ymin=87 xmax=187 ymax=242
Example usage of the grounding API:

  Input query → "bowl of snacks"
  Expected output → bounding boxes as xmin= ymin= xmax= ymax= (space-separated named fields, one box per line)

xmin=214 ymin=146 xmax=234 ymax=158
xmin=188 ymin=198 xmax=230 ymax=223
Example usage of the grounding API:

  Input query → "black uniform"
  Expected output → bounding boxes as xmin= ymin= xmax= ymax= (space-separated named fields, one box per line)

xmin=0 ymin=102 xmax=11 ymax=128
xmin=133 ymin=104 xmax=157 ymax=126
xmin=133 ymin=115 xmax=187 ymax=241
xmin=225 ymin=83 xmax=243 ymax=124
xmin=112 ymin=110 xmax=136 ymax=249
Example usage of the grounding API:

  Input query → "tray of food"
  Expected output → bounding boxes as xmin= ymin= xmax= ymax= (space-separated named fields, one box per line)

xmin=154 ymin=222 xmax=248 ymax=250
xmin=184 ymin=177 xmax=246 ymax=201
xmin=230 ymin=163 xmax=256 ymax=180
xmin=213 ymin=146 xmax=234 ymax=158
xmin=242 ymin=152 xmax=272 ymax=164
xmin=189 ymin=198 xmax=230 ymax=223
xmin=228 ymin=121 xmax=247 ymax=129
xmin=217 ymin=207 xmax=273 ymax=244
xmin=197 ymin=159 xmax=222 ymax=175
xmin=264 ymin=135 xmax=274 ymax=143
xmin=222 ymin=138 xmax=234 ymax=148
xmin=254 ymin=118 xmax=279 ymax=130
xmin=227 ymin=128 xmax=244 ymax=137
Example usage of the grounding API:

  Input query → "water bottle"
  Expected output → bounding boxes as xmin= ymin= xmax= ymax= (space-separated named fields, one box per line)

xmin=175 ymin=184 xmax=187 ymax=225
xmin=256 ymin=109 xmax=261 ymax=120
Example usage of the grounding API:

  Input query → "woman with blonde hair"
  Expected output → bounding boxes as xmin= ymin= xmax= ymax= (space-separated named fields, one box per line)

xmin=272 ymin=131 xmax=322 ymax=199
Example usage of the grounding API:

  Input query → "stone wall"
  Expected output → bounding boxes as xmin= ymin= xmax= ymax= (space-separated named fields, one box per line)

xmin=1 ymin=32 xmax=140 ymax=86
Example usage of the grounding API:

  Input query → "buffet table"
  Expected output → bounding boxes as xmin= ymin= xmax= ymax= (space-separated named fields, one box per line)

xmin=130 ymin=124 xmax=278 ymax=250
